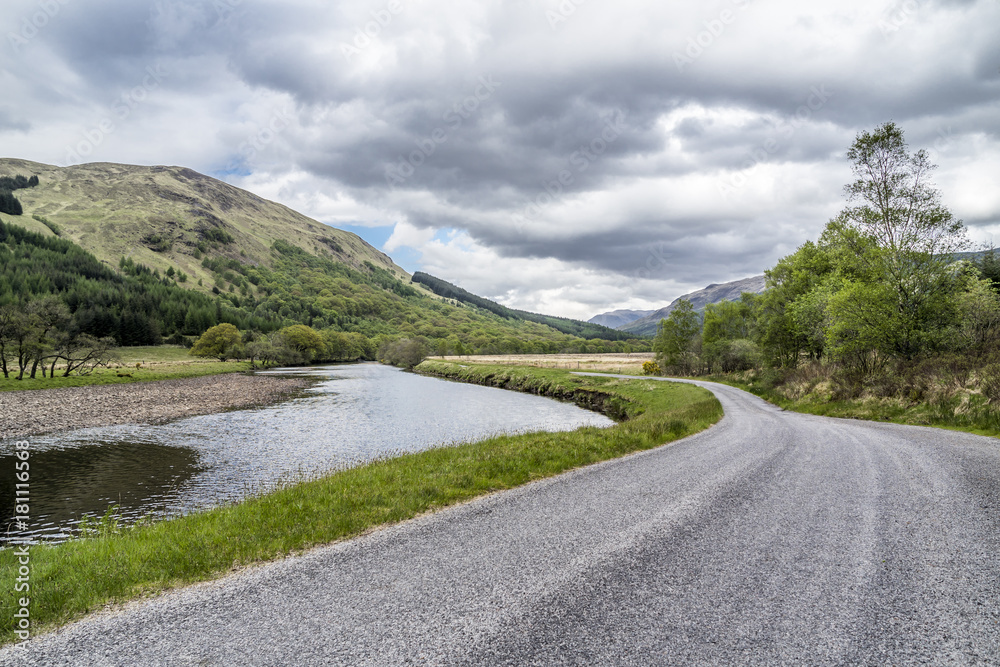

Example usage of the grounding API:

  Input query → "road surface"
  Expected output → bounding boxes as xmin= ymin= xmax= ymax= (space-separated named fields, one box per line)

xmin=3 ymin=378 xmax=999 ymax=665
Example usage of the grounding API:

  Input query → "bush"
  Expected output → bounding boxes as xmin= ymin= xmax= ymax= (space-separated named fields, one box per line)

xmin=980 ymin=363 xmax=1000 ymax=403
xmin=380 ymin=338 xmax=429 ymax=370
xmin=642 ymin=361 xmax=661 ymax=375
xmin=190 ymin=323 xmax=243 ymax=361
xmin=143 ymin=233 xmax=172 ymax=252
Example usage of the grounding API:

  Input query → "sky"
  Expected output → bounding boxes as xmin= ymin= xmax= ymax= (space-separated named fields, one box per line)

xmin=1 ymin=0 xmax=998 ymax=320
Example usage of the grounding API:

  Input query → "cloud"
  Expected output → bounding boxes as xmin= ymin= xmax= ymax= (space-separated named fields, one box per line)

xmin=1 ymin=0 xmax=998 ymax=318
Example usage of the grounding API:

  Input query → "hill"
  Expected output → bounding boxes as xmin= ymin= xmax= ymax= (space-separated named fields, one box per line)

xmin=587 ymin=309 xmax=655 ymax=329
xmin=0 ymin=159 xmax=649 ymax=357
xmin=620 ymin=275 xmax=768 ymax=337
xmin=0 ymin=159 xmax=406 ymax=290
xmin=410 ymin=272 xmax=637 ymax=341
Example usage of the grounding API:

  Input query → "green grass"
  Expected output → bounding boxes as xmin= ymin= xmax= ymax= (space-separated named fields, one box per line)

xmin=0 ymin=362 xmax=721 ymax=645
xmin=0 ymin=346 xmax=249 ymax=392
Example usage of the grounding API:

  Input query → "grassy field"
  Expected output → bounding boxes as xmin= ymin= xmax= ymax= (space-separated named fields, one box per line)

xmin=0 ymin=346 xmax=250 ymax=392
xmin=433 ymin=353 xmax=653 ymax=374
xmin=0 ymin=362 xmax=721 ymax=645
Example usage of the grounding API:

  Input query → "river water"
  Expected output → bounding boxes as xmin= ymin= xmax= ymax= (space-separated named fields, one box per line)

xmin=1 ymin=364 xmax=613 ymax=543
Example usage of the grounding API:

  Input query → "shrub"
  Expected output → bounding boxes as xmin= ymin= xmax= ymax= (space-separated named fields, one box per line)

xmin=980 ymin=363 xmax=1000 ymax=403
xmin=190 ymin=323 xmax=243 ymax=361
xmin=642 ymin=360 xmax=661 ymax=375
xmin=380 ymin=338 xmax=429 ymax=370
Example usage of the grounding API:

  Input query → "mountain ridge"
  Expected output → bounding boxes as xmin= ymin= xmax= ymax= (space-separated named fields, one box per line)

xmin=587 ymin=309 xmax=655 ymax=329
xmin=617 ymin=275 xmax=768 ymax=337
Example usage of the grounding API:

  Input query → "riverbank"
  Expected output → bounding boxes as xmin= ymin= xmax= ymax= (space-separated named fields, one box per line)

xmin=0 ymin=363 xmax=721 ymax=645
xmin=0 ymin=373 xmax=312 ymax=439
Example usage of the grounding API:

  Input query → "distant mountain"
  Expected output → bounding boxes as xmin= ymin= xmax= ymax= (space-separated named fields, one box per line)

xmin=587 ymin=309 xmax=655 ymax=329
xmin=620 ymin=275 xmax=768 ymax=337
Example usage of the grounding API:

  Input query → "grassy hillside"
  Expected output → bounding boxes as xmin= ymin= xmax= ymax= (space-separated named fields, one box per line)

xmin=0 ymin=159 xmax=406 ymax=292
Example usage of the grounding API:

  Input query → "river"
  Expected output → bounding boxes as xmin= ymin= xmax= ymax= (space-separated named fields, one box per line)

xmin=1 ymin=364 xmax=613 ymax=543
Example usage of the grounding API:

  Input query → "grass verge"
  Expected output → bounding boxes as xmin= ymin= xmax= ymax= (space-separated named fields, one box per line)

xmin=0 ymin=362 xmax=721 ymax=645
xmin=706 ymin=372 xmax=1000 ymax=439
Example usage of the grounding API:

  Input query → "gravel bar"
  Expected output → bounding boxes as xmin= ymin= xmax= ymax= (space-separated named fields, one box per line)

xmin=0 ymin=373 xmax=311 ymax=440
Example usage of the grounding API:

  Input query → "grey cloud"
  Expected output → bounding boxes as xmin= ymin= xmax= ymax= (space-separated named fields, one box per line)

xmin=4 ymin=0 xmax=999 ymax=315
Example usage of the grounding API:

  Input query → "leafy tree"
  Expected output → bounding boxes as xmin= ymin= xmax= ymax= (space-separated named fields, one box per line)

xmin=702 ymin=298 xmax=758 ymax=372
xmin=190 ymin=323 xmax=243 ymax=361
xmin=654 ymin=300 xmax=701 ymax=374
xmin=826 ymin=121 xmax=967 ymax=360
xmin=279 ymin=324 xmax=325 ymax=362
xmin=379 ymin=337 xmax=429 ymax=369
xmin=956 ymin=273 xmax=1000 ymax=357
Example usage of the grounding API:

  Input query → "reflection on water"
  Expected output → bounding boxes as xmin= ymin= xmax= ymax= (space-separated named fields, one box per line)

xmin=1 ymin=363 xmax=613 ymax=543
xmin=0 ymin=443 xmax=201 ymax=542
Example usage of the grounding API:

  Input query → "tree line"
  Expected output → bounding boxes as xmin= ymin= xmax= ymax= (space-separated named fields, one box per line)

xmin=0 ymin=297 xmax=118 ymax=379
xmin=0 ymin=174 xmax=39 ymax=216
xmin=1 ymin=212 xmax=651 ymax=380
xmin=189 ymin=322 xmax=431 ymax=370
xmin=653 ymin=122 xmax=1000 ymax=390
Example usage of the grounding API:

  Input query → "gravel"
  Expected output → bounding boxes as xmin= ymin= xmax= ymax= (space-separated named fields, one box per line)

xmin=0 ymin=373 xmax=311 ymax=439
xmin=2 ymin=377 xmax=998 ymax=665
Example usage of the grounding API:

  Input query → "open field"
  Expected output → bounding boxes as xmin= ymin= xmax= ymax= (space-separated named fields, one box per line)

xmin=0 ymin=346 xmax=249 ymax=392
xmin=0 ymin=363 xmax=721 ymax=645
xmin=434 ymin=352 xmax=654 ymax=374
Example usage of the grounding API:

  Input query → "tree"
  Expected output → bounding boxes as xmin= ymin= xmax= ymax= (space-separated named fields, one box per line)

xmin=190 ymin=323 xmax=243 ymax=361
xmin=51 ymin=334 xmax=119 ymax=376
xmin=653 ymin=300 xmax=701 ymax=374
xmin=26 ymin=297 xmax=71 ymax=378
xmin=278 ymin=324 xmax=324 ymax=362
xmin=379 ymin=338 xmax=429 ymax=370
xmin=702 ymin=299 xmax=758 ymax=372
xmin=826 ymin=121 xmax=967 ymax=360
xmin=956 ymin=273 xmax=1000 ymax=357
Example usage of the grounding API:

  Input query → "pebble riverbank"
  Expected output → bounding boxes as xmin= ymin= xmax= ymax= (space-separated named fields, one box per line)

xmin=0 ymin=373 xmax=312 ymax=440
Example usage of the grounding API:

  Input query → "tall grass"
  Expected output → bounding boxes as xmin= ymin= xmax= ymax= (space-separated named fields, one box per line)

xmin=0 ymin=362 xmax=721 ymax=645
xmin=711 ymin=358 xmax=1000 ymax=437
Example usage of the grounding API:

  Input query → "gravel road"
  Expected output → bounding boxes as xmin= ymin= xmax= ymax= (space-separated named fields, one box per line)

xmin=3 ymin=378 xmax=999 ymax=665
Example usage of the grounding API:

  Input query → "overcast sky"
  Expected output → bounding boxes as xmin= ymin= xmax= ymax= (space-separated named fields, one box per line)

xmin=2 ymin=0 xmax=998 ymax=319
